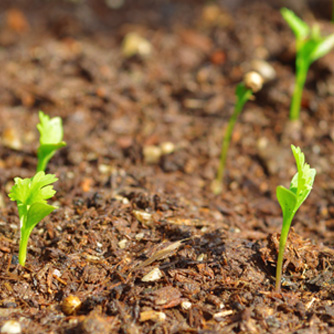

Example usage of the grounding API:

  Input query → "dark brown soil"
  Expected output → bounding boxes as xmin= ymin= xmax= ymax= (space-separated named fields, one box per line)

xmin=1 ymin=1 xmax=334 ymax=333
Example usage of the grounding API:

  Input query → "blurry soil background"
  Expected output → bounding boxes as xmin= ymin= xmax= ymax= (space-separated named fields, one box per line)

xmin=1 ymin=0 xmax=334 ymax=333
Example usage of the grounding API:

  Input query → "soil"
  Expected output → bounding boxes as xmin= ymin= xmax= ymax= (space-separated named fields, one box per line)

xmin=1 ymin=0 xmax=334 ymax=333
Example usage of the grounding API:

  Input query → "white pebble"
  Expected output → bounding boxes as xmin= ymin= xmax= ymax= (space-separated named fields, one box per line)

xmin=181 ymin=300 xmax=192 ymax=310
xmin=143 ymin=145 xmax=162 ymax=164
xmin=1 ymin=320 xmax=21 ymax=334
xmin=142 ymin=267 xmax=163 ymax=282
xmin=118 ymin=239 xmax=128 ymax=249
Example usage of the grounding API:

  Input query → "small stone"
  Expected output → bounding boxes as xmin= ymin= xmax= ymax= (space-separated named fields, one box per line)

xmin=135 ymin=233 xmax=145 ymax=241
xmin=1 ymin=320 xmax=21 ymax=334
xmin=122 ymin=32 xmax=152 ymax=58
xmin=132 ymin=210 xmax=153 ymax=226
xmin=196 ymin=253 xmax=206 ymax=262
xmin=118 ymin=239 xmax=128 ymax=249
xmin=181 ymin=300 xmax=192 ymax=310
xmin=143 ymin=145 xmax=162 ymax=164
xmin=61 ymin=295 xmax=82 ymax=315
xmin=142 ymin=267 xmax=163 ymax=282
xmin=213 ymin=309 xmax=234 ymax=320
xmin=160 ymin=142 xmax=175 ymax=155
xmin=2 ymin=128 xmax=22 ymax=150
xmin=139 ymin=310 xmax=166 ymax=322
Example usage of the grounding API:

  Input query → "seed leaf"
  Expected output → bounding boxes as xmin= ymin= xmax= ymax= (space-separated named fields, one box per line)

xmin=276 ymin=185 xmax=297 ymax=220
xmin=37 ymin=111 xmax=66 ymax=172
xmin=281 ymin=7 xmax=309 ymax=40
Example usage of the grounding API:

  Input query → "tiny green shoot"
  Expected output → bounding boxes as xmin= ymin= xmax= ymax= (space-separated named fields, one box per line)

xmin=37 ymin=111 xmax=66 ymax=172
xmin=281 ymin=7 xmax=334 ymax=120
xmin=275 ymin=145 xmax=316 ymax=292
xmin=212 ymin=71 xmax=263 ymax=194
xmin=8 ymin=171 xmax=58 ymax=266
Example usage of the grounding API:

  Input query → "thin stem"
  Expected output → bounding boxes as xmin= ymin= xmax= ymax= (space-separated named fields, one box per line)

xmin=37 ymin=157 xmax=47 ymax=173
xmin=275 ymin=217 xmax=293 ymax=292
xmin=18 ymin=224 xmax=31 ymax=266
xmin=215 ymin=85 xmax=252 ymax=186
xmin=290 ymin=61 xmax=308 ymax=121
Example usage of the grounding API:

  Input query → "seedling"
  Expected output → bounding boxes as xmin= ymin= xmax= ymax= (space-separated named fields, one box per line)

xmin=37 ymin=111 xmax=66 ymax=172
xmin=212 ymin=72 xmax=263 ymax=194
xmin=281 ymin=7 xmax=334 ymax=120
xmin=275 ymin=145 xmax=316 ymax=292
xmin=9 ymin=171 xmax=58 ymax=266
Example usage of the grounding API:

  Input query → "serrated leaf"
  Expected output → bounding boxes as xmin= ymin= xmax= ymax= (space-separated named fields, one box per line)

xmin=281 ymin=7 xmax=310 ymax=40
xmin=9 ymin=171 xmax=58 ymax=205
xmin=290 ymin=145 xmax=316 ymax=209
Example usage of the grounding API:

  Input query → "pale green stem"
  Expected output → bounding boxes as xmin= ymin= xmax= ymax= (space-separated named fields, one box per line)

xmin=290 ymin=61 xmax=309 ymax=121
xmin=275 ymin=216 xmax=293 ymax=292
xmin=215 ymin=87 xmax=252 ymax=185
xmin=18 ymin=216 xmax=29 ymax=266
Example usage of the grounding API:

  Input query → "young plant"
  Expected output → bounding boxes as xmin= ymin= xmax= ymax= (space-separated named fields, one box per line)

xmin=37 ymin=111 xmax=66 ymax=172
xmin=212 ymin=72 xmax=263 ymax=194
xmin=8 ymin=171 xmax=58 ymax=266
xmin=281 ymin=7 xmax=334 ymax=120
xmin=275 ymin=145 xmax=316 ymax=292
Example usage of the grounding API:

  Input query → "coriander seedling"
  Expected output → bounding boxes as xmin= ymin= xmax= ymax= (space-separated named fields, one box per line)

xmin=275 ymin=145 xmax=316 ymax=292
xmin=9 ymin=171 xmax=58 ymax=266
xmin=37 ymin=111 xmax=66 ymax=172
xmin=212 ymin=72 xmax=263 ymax=194
xmin=281 ymin=7 xmax=334 ymax=120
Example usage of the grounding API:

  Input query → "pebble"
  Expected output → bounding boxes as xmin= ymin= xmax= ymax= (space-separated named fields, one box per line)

xmin=143 ymin=145 xmax=162 ymax=164
xmin=61 ymin=295 xmax=82 ymax=315
xmin=142 ymin=267 xmax=163 ymax=282
xmin=118 ymin=239 xmax=128 ymax=249
xmin=139 ymin=310 xmax=166 ymax=322
xmin=181 ymin=300 xmax=192 ymax=310
xmin=122 ymin=32 xmax=152 ymax=58
xmin=160 ymin=142 xmax=175 ymax=155
xmin=132 ymin=210 xmax=153 ymax=226
xmin=1 ymin=320 xmax=21 ymax=334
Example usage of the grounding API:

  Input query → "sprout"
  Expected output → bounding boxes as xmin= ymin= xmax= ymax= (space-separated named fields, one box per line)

xmin=281 ymin=7 xmax=334 ymax=120
xmin=275 ymin=145 xmax=316 ymax=292
xmin=8 ymin=171 xmax=58 ymax=266
xmin=212 ymin=72 xmax=263 ymax=194
xmin=37 ymin=111 xmax=66 ymax=172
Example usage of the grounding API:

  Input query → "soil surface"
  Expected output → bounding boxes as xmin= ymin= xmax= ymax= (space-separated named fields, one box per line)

xmin=1 ymin=1 xmax=334 ymax=333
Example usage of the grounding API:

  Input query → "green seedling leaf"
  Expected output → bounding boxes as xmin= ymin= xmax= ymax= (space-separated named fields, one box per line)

xmin=281 ymin=7 xmax=309 ymax=40
xmin=275 ymin=145 xmax=316 ymax=292
xmin=276 ymin=186 xmax=297 ymax=220
xmin=9 ymin=171 xmax=58 ymax=266
xmin=310 ymin=34 xmax=334 ymax=62
xmin=37 ymin=111 xmax=66 ymax=172
xmin=281 ymin=8 xmax=334 ymax=120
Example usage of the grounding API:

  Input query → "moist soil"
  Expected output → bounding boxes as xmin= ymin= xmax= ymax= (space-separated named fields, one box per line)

xmin=1 ymin=1 xmax=334 ymax=333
